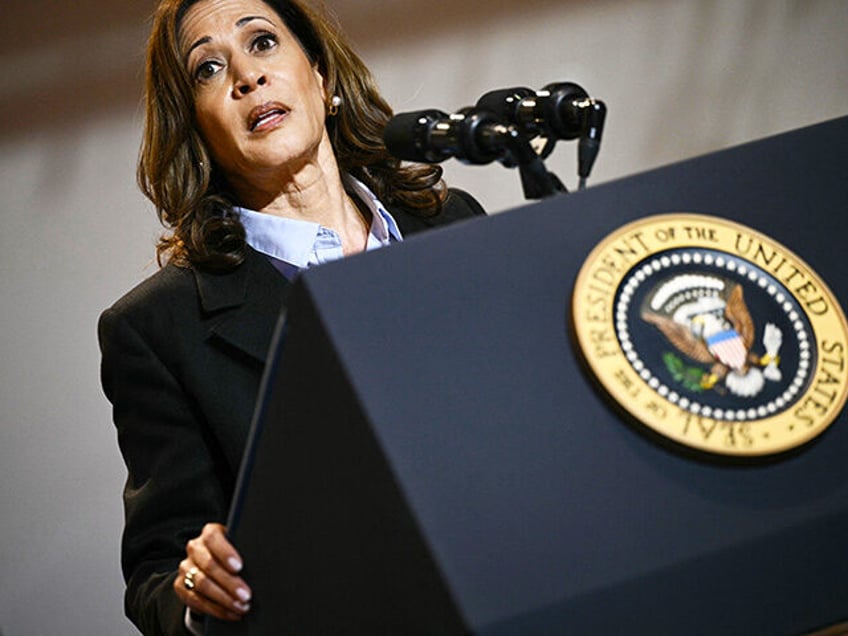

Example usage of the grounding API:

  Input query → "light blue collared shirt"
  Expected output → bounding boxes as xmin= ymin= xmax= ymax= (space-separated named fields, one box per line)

xmin=237 ymin=176 xmax=403 ymax=279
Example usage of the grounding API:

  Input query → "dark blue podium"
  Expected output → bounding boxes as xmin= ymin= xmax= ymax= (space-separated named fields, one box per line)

xmin=211 ymin=116 xmax=848 ymax=635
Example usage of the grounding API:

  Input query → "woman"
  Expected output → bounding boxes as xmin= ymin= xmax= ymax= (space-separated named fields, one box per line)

xmin=98 ymin=0 xmax=485 ymax=633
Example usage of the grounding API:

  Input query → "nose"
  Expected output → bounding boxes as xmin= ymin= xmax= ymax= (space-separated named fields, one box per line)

xmin=234 ymin=73 xmax=267 ymax=96
xmin=231 ymin=60 xmax=267 ymax=98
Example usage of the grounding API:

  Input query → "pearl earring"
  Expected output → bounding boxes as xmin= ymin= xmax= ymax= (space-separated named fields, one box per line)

xmin=328 ymin=95 xmax=342 ymax=116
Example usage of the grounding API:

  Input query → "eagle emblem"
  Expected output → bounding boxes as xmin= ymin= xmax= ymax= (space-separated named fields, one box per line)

xmin=641 ymin=275 xmax=783 ymax=397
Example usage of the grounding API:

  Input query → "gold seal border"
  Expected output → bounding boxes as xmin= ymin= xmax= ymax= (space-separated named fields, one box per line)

xmin=571 ymin=213 xmax=848 ymax=457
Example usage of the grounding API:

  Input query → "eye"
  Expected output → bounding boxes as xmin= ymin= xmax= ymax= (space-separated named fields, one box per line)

xmin=194 ymin=59 xmax=222 ymax=82
xmin=251 ymin=32 xmax=278 ymax=53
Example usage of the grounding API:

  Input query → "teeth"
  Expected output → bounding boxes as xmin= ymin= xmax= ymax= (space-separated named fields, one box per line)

xmin=252 ymin=110 xmax=283 ymax=130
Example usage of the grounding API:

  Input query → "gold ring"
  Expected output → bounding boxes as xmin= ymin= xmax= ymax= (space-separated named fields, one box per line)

xmin=183 ymin=566 xmax=199 ymax=591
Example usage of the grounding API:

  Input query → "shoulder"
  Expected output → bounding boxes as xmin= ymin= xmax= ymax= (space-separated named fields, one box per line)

xmin=106 ymin=263 xmax=194 ymax=317
xmin=99 ymin=247 xmax=285 ymax=357
xmin=103 ymin=264 xmax=197 ymax=324
xmin=390 ymin=187 xmax=486 ymax=236
xmin=97 ymin=263 xmax=201 ymax=380
xmin=443 ymin=188 xmax=487 ymax=219
xmin=102 ymin=247 xmax=276 ymax=322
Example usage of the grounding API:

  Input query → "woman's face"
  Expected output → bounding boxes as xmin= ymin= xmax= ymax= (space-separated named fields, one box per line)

xmin=179 ymin=0 xmax=329 ymax=188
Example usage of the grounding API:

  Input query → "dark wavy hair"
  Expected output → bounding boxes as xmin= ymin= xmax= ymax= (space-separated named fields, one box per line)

xmin=138 ymin=0 xmax=445 ymax=271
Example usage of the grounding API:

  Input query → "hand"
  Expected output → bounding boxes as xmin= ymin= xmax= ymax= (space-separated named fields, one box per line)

xmin=174 ymin=523 xmax=252 ymax=622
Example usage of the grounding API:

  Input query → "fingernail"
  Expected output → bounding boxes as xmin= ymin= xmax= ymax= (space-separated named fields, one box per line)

xmin=228 ymin=557 xmax=243 ymax=572
xmin=236 ymin=587 xmax=251 ymax=602
xmin=234 ymin=601 xmax=251 ymax=613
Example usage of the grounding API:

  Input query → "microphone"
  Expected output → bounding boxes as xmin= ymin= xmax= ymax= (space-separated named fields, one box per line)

xmin=476 ymin=82 xmax=589 ymax=140
xmin=383 ymin=108 xmax=517 ymax=165
xmin=384 ymin=107 xmax=565 ymax=198
xmin=575 ymin=95 xmax=606 ymax=183
xmin=477 ymin=82 xmax=607 ymax=182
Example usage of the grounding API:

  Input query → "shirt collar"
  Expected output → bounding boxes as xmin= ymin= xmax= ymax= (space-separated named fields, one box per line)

xmin=236 ymin=176 xmax=403 ymax=275
xmin=238 ymin=211 xmax=319 ymax=271
xmin=343 ymin=174 xmax=403 ymax=244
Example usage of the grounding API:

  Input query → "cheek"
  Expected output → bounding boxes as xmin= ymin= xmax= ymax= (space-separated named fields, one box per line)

xmin=194 ymin=98 xmax=235 ymax=155
xmin=194 ymin=96 xmax=213 ymax=136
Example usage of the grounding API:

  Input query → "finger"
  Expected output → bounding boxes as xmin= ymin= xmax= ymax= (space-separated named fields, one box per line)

xmin=202 ymin=523 xmax=246 ymax=575
xmin=185 ymin=532 xmax=252 ymax=607
xmin=193 ymin=524 xmax=253 ymax=603
xmin=189 ymin=596 xmax=243 ymax=622
xmin=180 ymin=582 xmax=245 ymax=622
xmin=183 ymin=547 xmax=252 ymax=612
xmin=175 ymin=559 xmax=250 ymax=619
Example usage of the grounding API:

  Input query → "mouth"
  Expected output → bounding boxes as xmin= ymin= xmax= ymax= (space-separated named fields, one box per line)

xmin=248 ymin=102 xmax=289 ymax=132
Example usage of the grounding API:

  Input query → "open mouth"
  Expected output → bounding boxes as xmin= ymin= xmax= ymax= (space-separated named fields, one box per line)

xmin=248 ymin=102 xmax=288 ymax=132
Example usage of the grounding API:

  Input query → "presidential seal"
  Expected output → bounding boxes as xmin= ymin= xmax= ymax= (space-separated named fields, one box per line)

xmin=571 ymin=214 xmax=848 ymax=457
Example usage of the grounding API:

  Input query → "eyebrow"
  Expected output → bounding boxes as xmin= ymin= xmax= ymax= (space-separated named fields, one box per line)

xmin=186 ymin=15 xmax=277 ymax=57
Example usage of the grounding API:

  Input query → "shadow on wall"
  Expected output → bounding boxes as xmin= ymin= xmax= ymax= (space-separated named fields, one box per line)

xmin=634 ymin=0 xmax=843 ymax=164
xmin=329 ymin=0 xmax=598 ymax=48
xmin=0 ymin=0 xmax=156 ymax=141
xmin=0 ymin=0 xmax=609 ymax=141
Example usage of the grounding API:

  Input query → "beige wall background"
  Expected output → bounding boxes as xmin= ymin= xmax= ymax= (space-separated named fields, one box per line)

xmin=1 ymin=0 xmax=846 ymax=632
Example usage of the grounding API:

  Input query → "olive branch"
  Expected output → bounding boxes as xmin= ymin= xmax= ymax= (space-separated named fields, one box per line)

xmin=661 ymin=352 xmax=706 ymax=393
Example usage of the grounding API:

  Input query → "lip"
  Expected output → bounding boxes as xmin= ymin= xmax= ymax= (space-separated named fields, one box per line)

xmin=247 ymin=101 xmax=289 ymax=133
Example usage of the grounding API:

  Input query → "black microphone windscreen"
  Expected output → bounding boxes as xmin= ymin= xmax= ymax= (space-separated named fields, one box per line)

xmin=383 ymin=110 xmax=446 ymax=163
xmin=475 ymin=87 xmax=533 ymax=120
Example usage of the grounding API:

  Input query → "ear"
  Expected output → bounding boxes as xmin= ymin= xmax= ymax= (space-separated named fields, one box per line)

xmin=312 ymin=63 xmax=327 ymax=101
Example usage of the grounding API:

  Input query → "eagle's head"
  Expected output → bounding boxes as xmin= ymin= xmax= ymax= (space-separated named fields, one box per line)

xmin=691 ymin=312 xmax=725 ymax=340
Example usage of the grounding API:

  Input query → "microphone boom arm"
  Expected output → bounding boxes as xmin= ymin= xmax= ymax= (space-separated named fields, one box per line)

xmin=497 ymin=124 xmax=567 ymax=199
xmin=459 ymin=108 xmax=567 ymax=199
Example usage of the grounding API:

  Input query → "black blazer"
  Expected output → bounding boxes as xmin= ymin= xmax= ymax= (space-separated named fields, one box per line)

xmin=98 ymin=190 xmax=485 ymax=635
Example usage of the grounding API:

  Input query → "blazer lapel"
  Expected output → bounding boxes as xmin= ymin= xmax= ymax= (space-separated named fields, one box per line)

xmin=188 ymin=190 xmax=479 ymax=364
xmin=194 ymin=248 xmax=290 ymax=363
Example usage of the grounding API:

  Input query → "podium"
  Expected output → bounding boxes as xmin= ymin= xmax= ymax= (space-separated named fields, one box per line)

xmin=210 ymin=116 xmax=848 ymax=635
